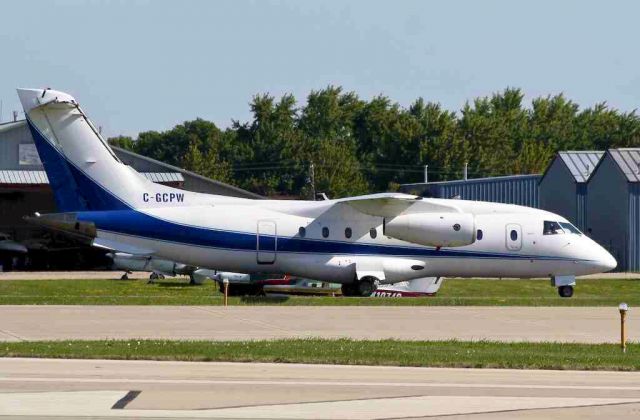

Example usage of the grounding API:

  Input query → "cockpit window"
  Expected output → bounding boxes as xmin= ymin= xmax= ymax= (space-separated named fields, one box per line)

xmin=543 ymin=221 xmax=582 ymax=235
xmin=543 ymin=221 xmax=565 ymax=235
xmin=559 ymin=222 xmax=582 ymax=235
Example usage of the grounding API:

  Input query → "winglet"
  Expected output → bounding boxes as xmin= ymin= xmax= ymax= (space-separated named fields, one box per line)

xmin=17 ymin=88 xmax=77 ymax=114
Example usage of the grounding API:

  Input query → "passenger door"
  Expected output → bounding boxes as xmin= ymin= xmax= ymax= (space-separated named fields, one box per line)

xmin=505 ymin=223 xmax=522 ymax=251
xmin=257 ymin=220 xmax=277 ymax=264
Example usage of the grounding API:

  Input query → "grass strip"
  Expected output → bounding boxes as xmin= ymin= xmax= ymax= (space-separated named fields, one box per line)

xmin=0 ymin=278 xmax=637 ymax=306
xmin=1 ymin=339 xmax=638 ymax=371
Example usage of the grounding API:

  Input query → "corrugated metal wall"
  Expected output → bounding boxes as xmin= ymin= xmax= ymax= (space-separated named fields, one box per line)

xmin=401 ymin=175 xmax=541 ymax=207
xmin=0 ymin=122 xmax=40 ymax=170
xmin=627 ymin=183 xmax=640 ymax=271
xmin=586 ymin=154 xmax=632 ymax=272
xmin=575 ymin=183 xmax=588 ymax=232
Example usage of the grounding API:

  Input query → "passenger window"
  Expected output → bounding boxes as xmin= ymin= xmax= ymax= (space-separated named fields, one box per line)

xmin=543 ymin=221 xmax=565 ymax=235
xmin=345 ymin=227 xmax=352 ymax=239
xmin=322 ymin=227 xmax=329 ymax=238
xmin=369 ymin=228 xmax=377 ymax=239
xmin=298 ymin=227 xmax=306 ymax=238
xmin=510 ymin=230 xmax=518 ymax=241
xmin=477 ymin=229 xmax=483 ymax=240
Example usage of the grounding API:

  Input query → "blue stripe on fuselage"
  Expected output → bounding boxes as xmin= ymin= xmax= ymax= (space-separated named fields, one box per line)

xmin=77 ymin=209 xmax=576 ymax=260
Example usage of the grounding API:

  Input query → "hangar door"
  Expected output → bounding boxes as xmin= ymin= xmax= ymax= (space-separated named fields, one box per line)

xmin=257 ymin=220 xmax=277 ymax=264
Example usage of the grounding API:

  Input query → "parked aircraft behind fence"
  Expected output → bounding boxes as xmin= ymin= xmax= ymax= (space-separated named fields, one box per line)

xmin=108 ymin=252 xmax=217 ymax=284
xmin=19 ymin=88 xmax=616 ymax=297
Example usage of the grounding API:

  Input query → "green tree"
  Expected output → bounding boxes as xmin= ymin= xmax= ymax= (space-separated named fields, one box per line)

xmin=107 ymin=135 xmax=135 ymax=150
xmin=231 ymin=93 xmax=300 ymax=196
xmin=296 ymin=87 xmax=369 ymax=198
xmin=180 ymin=137 xmax=232 ymax=183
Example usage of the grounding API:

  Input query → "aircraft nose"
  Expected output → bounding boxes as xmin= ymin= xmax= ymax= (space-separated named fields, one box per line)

xmin=598 ymin=248 xmax=617 ymax=272
xmin=588 ymin=243 xmax=617 ymax=273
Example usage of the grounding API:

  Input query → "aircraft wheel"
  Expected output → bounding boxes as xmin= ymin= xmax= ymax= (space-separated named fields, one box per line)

xmin=149 ymin=273 xmax=159 ymax=280
xmin=341 ymin=283 xmax=357 ymax=297
xmin=558 ymin=285 xmax=574 ymax=298
xmin=357 ymin=277 xmax=378 ymax=297
xmin=120 ymin=273 xmax=129 ymax=280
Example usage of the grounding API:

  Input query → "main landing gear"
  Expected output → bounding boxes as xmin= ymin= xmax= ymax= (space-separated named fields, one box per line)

xmin=341 ymin=276 xmax=379 ymax=297
xmin=558 ymin=285 xmax=574 ymax=298
xmin=148 ymin=272 xmax=165 ymax=284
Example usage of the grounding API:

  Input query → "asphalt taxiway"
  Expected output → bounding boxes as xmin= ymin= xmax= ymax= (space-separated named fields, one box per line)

xmin=0 ymin=305 xmax=634 ymax=343
xmin=1 ymin=358 xmax=639 ymax=419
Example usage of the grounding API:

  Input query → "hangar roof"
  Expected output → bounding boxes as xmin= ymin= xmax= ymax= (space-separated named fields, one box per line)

xmin=113 ymin=146 xmax=263 ymax=199
xmin=404 ymin=174 xmax=541 ymax=186
xmin=0 ymin=170 xmax=48 ymax=184
xmin=557 ymin=151 xmax=604 ymax=183
xmin=608 ymin=148 xmax=640 ymax=182
xmin=0 ymin=170 xmax=183 ymax=185
xmin=0 ymin=120 xmax=26 ymax=134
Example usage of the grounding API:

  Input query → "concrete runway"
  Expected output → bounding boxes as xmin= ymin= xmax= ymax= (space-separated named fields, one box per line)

xmin=0 ymin=305 xmax=634 ymax=343
xmin=1 ymin=358 xmax=640 ymax=419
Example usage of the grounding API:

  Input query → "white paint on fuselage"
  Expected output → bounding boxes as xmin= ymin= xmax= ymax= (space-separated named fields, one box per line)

xmin=94 ymin=199 xmax=613 ymax=284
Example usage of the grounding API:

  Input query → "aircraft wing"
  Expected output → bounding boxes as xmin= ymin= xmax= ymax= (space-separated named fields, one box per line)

xmin=336 ymin=193 xmax=463 ymax=217
xmin=92 ymin=237 xmax=155 ymax=256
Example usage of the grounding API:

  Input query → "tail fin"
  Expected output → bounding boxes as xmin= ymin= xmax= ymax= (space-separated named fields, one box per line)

xmin=24 ymin=116 xmax=88 ymax=212
xmin=17 ymin=88 xmax=201 ymax=211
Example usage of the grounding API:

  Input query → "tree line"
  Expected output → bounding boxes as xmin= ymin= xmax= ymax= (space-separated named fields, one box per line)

xmin=108 ymin=86 xmax=640 ymax=198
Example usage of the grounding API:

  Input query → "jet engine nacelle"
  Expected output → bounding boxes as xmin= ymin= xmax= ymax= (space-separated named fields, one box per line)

xmin=384 ymin=213 xmax=476 ymax=247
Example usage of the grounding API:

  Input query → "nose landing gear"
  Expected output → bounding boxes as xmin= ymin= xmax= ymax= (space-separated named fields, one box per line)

xmin=552 ymin=275 xmax=576 ymax=298
xmin=558 ymin=285 xmax=574 ymax=298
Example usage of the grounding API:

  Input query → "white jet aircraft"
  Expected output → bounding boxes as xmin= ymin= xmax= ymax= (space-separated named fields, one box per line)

xmin=18 ymin=88 xmax=616 ymax=297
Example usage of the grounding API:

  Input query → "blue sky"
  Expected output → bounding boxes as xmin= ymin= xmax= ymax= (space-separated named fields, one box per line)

xmin=1 ymin=0 xmax=639 ymax=137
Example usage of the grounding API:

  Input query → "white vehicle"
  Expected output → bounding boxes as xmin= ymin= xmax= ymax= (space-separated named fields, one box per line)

xmin=18 ymin=88 xmax=616 ymax=298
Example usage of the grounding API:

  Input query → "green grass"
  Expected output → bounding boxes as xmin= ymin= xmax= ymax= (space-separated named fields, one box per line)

xmin=1 ymin=339 xmax=638 ymax=371
xmin=0 ymin=277 xmax=637 ymax=306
